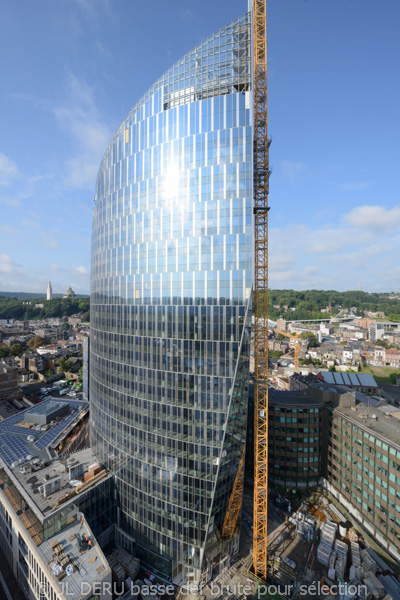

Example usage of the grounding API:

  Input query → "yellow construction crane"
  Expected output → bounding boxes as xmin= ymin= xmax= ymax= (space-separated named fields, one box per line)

xmin=221 ymin=448 xmax=245 ymax=538
xmin=272 ymin=328 xmax=302 ymax=373
xmin=253 ymin=0 xmax=270 ymax=581
xmin=220 ymin=0 xmax=269 ymax=549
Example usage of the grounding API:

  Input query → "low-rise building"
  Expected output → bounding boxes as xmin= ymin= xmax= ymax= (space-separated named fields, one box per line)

xmin=0 ymin=361 xmax=22 ymax=401
xmin=318 ymin=370 xmax=379 ymax=395
xmin=385 ymin=348 xmax=400 ymax=368
xmin=320 ymin=323 xmax=334 ymax=336
xmin=289 ymin=372 xmax=323 ymax=391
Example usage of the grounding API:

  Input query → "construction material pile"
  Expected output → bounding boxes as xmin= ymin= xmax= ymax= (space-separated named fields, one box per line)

xmin=334 ymin=539 xmax=348 ymax=579
xmin=108 ymin=547 xmax=140 ymax=589
xmin=317 ymin=521 xmax=337 ymax=566
xmin=363 ymin=572 xmax=385 ymax=599
xmin=289 ymin=511 xmax=315 ymax=542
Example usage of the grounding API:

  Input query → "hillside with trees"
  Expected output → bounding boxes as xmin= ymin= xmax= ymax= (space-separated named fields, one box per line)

xmin=268 ymin=290 xmax=400 ymax=321
xmin=0 ymin=296 xmax=90 ymax=321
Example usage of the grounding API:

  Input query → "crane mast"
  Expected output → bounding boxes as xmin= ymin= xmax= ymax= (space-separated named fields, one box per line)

xmin=252 ymin=0 xmax=270 ymax=581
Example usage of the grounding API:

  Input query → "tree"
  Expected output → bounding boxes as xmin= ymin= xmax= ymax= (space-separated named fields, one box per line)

xmin=329 ymin=365 xmax=337 ymax=372
xmin=10 ymin=343 xmax=23 ymax=357
xmin=375 ymin=339 xmax=389 ymax=349
xmin=270 ymin=351 xmax=284 ymax=359
xmin=300 ymin=332 xmax=318 ymax=347
xmin=82 ymin=310 xmax=90 ymax=322
xmin=0 ymin=346 xmax=10 ymax=359
xmin=389 ymin=373 xmax=398 ymax=385
xmin=27 ymin=336 xmax=48 ymax=350
xmin=59 ymin=358 xmax=73 ymax=373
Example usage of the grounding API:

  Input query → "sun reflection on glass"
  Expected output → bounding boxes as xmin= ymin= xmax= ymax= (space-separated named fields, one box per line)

xmin=162 ymin=164 xmax=180 ymax=203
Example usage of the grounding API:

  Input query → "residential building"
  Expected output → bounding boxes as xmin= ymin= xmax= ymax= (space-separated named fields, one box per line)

xmin=370 ymin=321 xmax=400 ymax=343
xmin=90 ymin=10 xmax=253 ymax=587
xmin=289 ymin=372 xmax=323 ymax=391
xmin=276 ymin=318 xmax=286 ymax=331
xmin=370 ymin=322 xmax=386 ymax=343
xmin=320 ymin=323 xmax=333 ymax=336
xmin=384 ymin=349 xmax=400 ymax=368
xmin=342 ymin=346 xmax=353 ymax=363
xmin=0 ymin=360 xmax=22 ymax=402
xmin=68 ymin=315 xmax=82 ymax=326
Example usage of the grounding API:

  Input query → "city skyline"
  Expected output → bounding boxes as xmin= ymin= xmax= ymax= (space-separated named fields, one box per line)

xmin=1 ymin=0 xmax=400 ymax=293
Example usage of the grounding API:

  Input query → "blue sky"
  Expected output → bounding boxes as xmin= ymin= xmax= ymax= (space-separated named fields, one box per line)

xmin=0 ymin=0 xmax=399 ymax=294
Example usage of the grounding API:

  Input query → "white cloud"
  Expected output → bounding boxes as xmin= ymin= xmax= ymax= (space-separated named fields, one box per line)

xmin=268 ymin=203 xmax=400 ymax=290
xmin=73 ymin=265 xmax=88 ymax=275
xmin=336 ymin=180 xmax=373 ymax=192
xmin=0 ymin=154 xmax=19 ymax=185
xmin=39 ymin=236 xmax=59 ymax=250
xmin=0 ymin=162 xmax=53 ymax=207
xmin=71 ymin=0 xmax=111 ymax=21
xmin=0 ymin=254 xmax=19 ymax=274
xmin=343 ymin=205 xmax=400 ymax=231
xmin=53 ymin=73 xmax=112 ymax=188
xmin=281 ymin=160 xmax=308 ymax=182
xmin=0 ymin=224 xmax=18 ymax=235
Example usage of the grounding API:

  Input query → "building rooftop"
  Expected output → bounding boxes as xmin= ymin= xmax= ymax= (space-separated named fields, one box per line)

xmin=0 ymin=400 xmax=20 ymax=421
xmin=268 ymin=388 xmax=324 ymax=408
xmin=27 ymin=400 xmax=69 ymax=418
xmin=9 ymin=447 xmax=110 ymax=521
xmin=0 ymin=398 xmax=89 ymax=467
xmin=319 ymin=371 xmax=378 ymax=388
xmin=335 ymin=402 xmax=400 ymax=449
xmin=290 ymin=372 xmax=323 ymax=386
xmin=38 ymin=514 xmax=111 ymax=599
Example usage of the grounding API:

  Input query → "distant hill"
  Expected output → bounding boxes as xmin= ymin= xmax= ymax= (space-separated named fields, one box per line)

xmin=0 ymin=295 xmax=90 ymax=321
xmin=0 ymin=291 xmax=89 ymax=300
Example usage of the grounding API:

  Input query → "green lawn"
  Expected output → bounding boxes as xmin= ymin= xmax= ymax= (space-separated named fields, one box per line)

xmin=361 ymin=365 xmax=400 ymax=385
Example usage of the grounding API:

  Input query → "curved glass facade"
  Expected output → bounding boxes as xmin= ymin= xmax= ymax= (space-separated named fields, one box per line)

xmin=90 ymin=12 xmax=253 ymax=585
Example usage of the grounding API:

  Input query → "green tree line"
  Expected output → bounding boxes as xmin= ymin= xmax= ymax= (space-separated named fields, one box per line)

xmin=0 ymin=296 xmax=90 ymax=321
xmin=268 ymin=290 xmax=400 ymax=321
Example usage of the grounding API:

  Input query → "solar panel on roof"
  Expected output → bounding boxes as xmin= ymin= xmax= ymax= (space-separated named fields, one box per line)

xmin=342 ymin=373 xmax=351 ymax=386
xmin=322 ymin=372 xmax=333 ymax=384
xmin=359 ymin=373 xmax=377 ymax=386
xmin=348 ymin=373 xmax=359 ymax=386
xmin=332 ymin=372 xmax=341 ymax=385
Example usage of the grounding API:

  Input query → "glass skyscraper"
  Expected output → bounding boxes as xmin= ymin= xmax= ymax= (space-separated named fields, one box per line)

xmin=90 ymin=10 xmax=253 ymax=586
